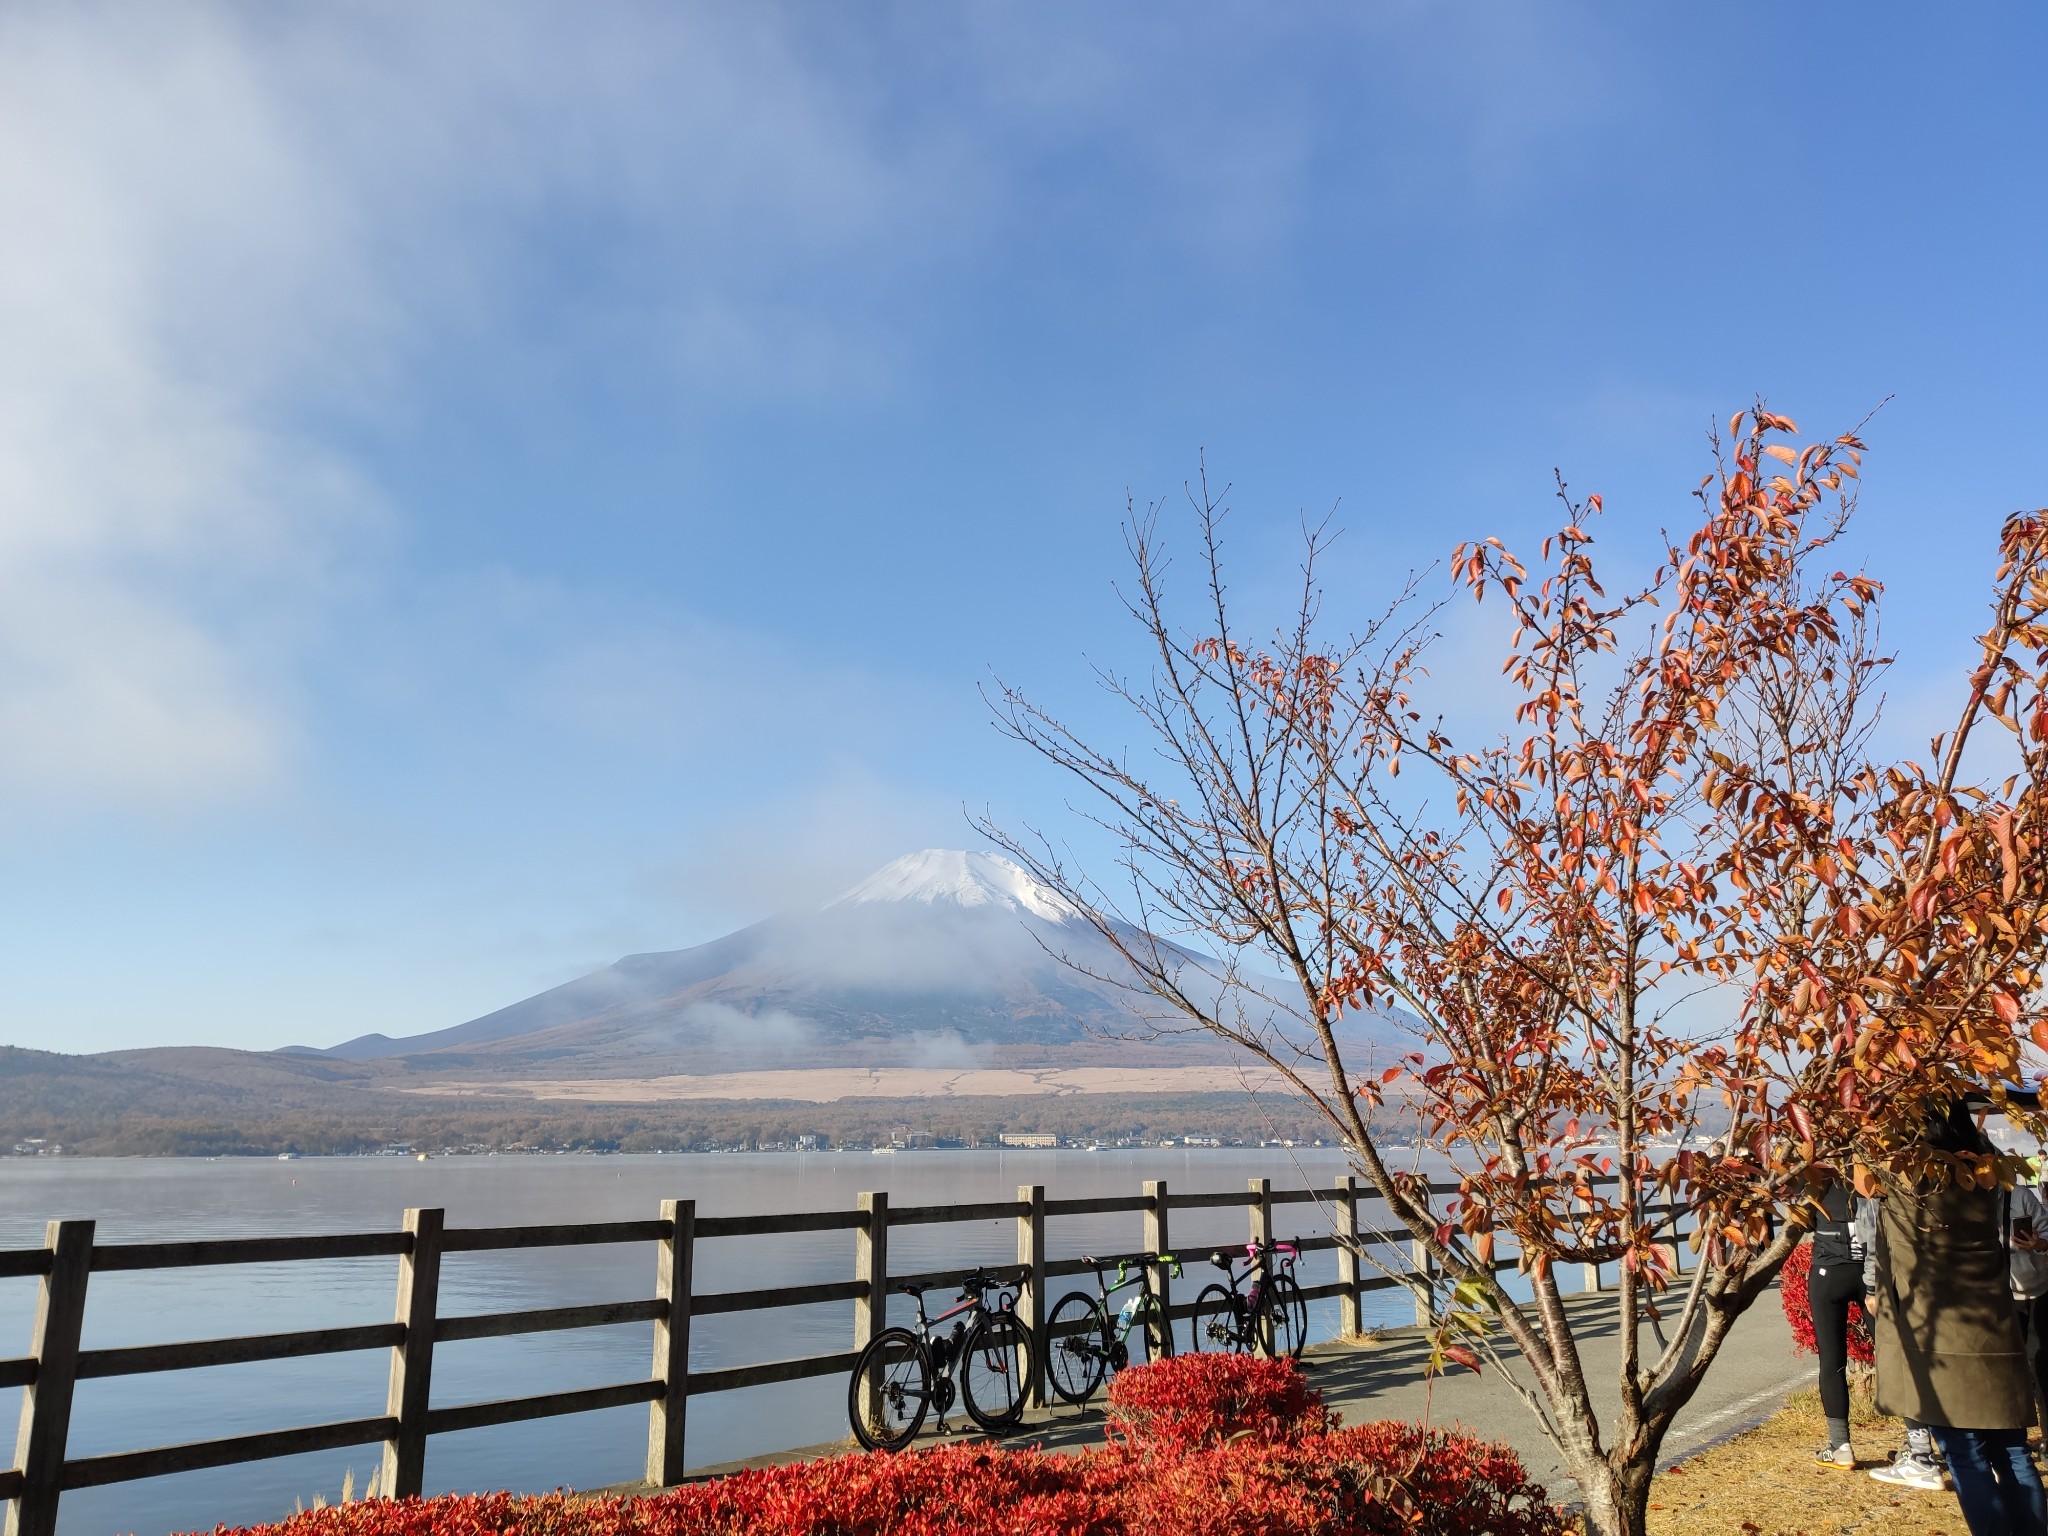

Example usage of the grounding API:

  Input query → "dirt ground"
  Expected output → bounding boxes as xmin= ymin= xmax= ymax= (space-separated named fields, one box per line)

xmin=1645 ymin=1382 xmax=1979 ymax=1536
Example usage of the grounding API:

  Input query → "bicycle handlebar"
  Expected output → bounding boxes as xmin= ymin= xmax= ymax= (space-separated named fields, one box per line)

xmin=1072 ymin=1252 xmax=1184 ymax=1284
xmin=1207 ymin=1240 xmax=1299 ymax=1272
xmin=1106 ymin=1253 xmax=1182 ymax=1285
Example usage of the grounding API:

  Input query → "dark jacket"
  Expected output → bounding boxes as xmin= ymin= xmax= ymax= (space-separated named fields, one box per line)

xmin=1873 ymin=1178 xmax=2034 ymax=1429
xmin=1810 ymin=1183 xmax=1862 ymax=1272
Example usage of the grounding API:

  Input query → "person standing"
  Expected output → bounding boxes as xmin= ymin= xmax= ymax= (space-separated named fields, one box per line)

xmin=2010 ymin=1158 xmax=2048 ymax=1439
xmin=1806 ymin=1180 xmax=1943 ymax=1485
xmin=1873 ymin=1101 xmax=2048 ymax=1536
xmin=1809 ymin=1181 xmax=1869 ymax=1468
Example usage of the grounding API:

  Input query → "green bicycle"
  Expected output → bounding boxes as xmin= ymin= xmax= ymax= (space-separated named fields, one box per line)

xmin=1042 ymin=1251 xmax=1182 ymax=1406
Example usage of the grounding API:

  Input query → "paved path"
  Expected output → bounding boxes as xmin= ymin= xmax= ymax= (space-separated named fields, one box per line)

xmin=681 ymin=1287 xmax=1809 ymax=1504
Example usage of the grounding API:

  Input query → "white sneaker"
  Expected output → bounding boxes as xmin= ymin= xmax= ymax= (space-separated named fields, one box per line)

xmin=1814 ymin=1441 xmax=1856 ymax=1470
xmin=1868 ymin=1451 xmax=1945 ymax=1491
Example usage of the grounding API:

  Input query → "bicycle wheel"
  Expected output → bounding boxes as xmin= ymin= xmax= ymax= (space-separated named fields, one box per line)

xmin=1189 ymin=1282 xmax=1245 ymax=1353
xmin=848 ymin=1326 xmax=932 ymax=1451
xmin=961 ymin=1309 xmax=1033 ymax=1431
xmin=1263 ymin=1271 xmax=1308 ymax=1360
xmin=1132 ymin=1295 xmax=1169 ymax=1367
xmin=1043 ymin=1291 xmax=1109 ymax=1405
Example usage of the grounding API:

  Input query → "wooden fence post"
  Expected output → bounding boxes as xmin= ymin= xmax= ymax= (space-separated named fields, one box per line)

xmin=854 ymin=1191 xmax=890 ymax=1431
xmin=1247 ymin=1179 xmax=1273 ymax=1353
xmin=1016 ymin=1185 xmax=1047 ymax=1407
xmin=855 ymin=1192 xmax=889 ymax=1352
xmin=1410 ymin=1236 xmax=1436 ymax=1328
xmin=1143 ymin=1181 xmax=1172 ymax=1357
xmin=1334 ymin=1176 xmax=1363 ymax=1340
xmin=380 ymin=1208 xmax=443 ymax=1500
xmin=1670 ymin=1200 xmax=1693 ymax=1277
xmin=1578 ymin=1185 xmax=1603 ymax=1294
xmin=646 ymin=1199 xmax=694 ymax=1487
xmin=6 ymin=1219 xmax=93 ymax=1536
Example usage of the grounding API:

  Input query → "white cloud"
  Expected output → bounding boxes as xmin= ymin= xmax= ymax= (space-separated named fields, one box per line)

xmin=0 ymin=3 xmax=984 ymax=809
xmin=0 ymin=5 xmax=380 ymax=806
xmin=0 ymin=0 xmax=1624 ymax=815
xmin=676 ymin=1000 xmax=813 ymax=1056
xmin=646 ymin=767 xmax=970 ymax=933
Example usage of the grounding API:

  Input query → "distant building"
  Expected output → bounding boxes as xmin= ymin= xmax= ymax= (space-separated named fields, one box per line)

xmin=998 ymin=1133 xmax=1058 ymax=1148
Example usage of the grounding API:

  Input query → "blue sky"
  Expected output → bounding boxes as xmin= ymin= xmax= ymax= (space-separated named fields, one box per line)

xmin=0 ymin=3 xmax=2040 ymax=1054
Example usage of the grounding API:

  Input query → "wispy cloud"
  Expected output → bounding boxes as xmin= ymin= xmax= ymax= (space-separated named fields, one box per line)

xmin=0 ymin=5 xmax=384 ymax=806
xmin=0 ymin=0 xmax=1631 ymax=814
xmin=0 ymin=3 xmax=961 ymax=810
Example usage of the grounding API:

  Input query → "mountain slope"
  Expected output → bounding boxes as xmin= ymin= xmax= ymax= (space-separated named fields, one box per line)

xmin=318 ymin=850 xmax=1387 ymax=1075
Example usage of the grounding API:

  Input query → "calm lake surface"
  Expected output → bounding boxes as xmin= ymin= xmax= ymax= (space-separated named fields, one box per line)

xmin=0 ymin=1149 xmax=1422 ymax=1536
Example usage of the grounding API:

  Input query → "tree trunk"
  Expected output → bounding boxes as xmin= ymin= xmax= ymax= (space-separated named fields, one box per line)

xmin=1565 ymin=1446 xmax=1655 ymax=1536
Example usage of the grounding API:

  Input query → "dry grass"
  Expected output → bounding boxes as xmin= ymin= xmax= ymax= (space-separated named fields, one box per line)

xmin=1644 ymin=1381 xmax=1972 ymax=1536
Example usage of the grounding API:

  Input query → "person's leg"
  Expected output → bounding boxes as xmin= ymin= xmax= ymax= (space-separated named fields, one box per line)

xmin=1988 ymin=1427 xmax=2048 ymax=1536
xmin=2023 ymin=1302 xmax=2039 ymax=1441
xmin=1810 ymin=1264 xmax=1855 ymax=1453
xmin=1928 ymin=1426 xmax=2047 ymax=1536
xmin=1929 ymin=1427 xmax=2003 ymax=1535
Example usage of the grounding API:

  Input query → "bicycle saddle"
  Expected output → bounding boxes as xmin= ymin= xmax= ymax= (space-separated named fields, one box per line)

xmin=1209 ymin=1250 xmax=1231 ymax=1269
xmin=900 ymin=1281 xmax=928 ymax=1297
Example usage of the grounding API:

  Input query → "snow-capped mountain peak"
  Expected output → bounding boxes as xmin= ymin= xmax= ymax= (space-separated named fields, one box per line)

xmin=825 ymin=849 xmax=1077 ymax=923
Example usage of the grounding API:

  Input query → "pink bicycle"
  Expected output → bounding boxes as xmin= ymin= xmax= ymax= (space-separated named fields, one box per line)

xmin=1189 ymin=1239 xmax=1307 ymax=1358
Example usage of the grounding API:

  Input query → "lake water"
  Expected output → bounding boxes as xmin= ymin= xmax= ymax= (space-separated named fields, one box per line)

xmin=0 ymin=1149 xmax=1423 ymax=1536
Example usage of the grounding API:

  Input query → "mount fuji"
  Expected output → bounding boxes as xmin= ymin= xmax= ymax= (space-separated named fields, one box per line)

xmin=313 ymin=851 xmax=1287 ymax=1077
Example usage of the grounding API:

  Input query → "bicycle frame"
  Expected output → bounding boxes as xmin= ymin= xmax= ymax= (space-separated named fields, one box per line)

xmin=907 ymin=1270 xmax=1018 ymax=1418
xmin=1091 ymin=1256 xmax=1162 ymax=1328
xmin=1204 ymin=1240 xmax=1299 ymax=1350
xmin=1220 ymin=1239 xmax=1297 ymax=1303
xmin=911 ymin=1289 xmax=986 ymax=1334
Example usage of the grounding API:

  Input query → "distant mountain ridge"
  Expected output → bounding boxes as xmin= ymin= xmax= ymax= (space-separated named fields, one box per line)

xmin=1 ymin=851 xmax=1418 ymax=1152
xmin=313 ymin=851 xmax=1293 ymax=1074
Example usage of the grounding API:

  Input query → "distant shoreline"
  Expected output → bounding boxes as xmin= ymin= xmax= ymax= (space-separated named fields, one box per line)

xmin=3 ymin=1141 xmax=1357 ymax=1163
xmin=1 ymin=1084 xmax=1382 ymax=1158
xmin=397 ymin=1063 xmax=1293 ymax=1103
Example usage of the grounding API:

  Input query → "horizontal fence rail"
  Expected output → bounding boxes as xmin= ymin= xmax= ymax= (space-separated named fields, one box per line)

xmin=0 ymin=1170 xmax=1696 ymax=1536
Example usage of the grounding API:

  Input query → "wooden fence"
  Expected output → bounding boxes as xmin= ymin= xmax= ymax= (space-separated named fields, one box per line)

xmin=0 ymin=1173 xmax=1669 ymax=1536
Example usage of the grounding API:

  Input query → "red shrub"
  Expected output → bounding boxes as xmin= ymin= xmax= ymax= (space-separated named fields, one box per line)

xmin=1112 ymin=1428 xmax=1568 ymax=1536
xmin=183 ymin=1360 xmax=1566 ymax=1536
xmin=1104 ymin=1351 xmax=1332 ymax=1454
xmin=1778 ymin=1240 xmax=1873 ymax=1364
xmin=1318 ymin=1421 xmax=1569 ymax=1536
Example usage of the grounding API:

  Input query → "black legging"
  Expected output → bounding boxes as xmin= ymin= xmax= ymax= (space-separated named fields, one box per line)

xmin=1810 ymin=1258 xmax=1865 ymax=1425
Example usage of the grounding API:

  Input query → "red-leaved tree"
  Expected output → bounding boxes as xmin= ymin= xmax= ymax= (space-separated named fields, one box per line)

xmin=985 ymin=409 xmax=2048 ymax=1536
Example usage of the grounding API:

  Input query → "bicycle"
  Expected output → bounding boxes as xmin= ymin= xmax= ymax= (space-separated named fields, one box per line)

xmin=1189 ymin=1239 xmax=1307 ymax=1358
xmin=847 ymin=1265 xmax=1037 ymax=1451
xmin=1043 ymin=1251 xmax=1183 ymax=1407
